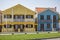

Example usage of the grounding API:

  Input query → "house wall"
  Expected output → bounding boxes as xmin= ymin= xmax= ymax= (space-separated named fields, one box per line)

xmin=1 ymin=4 xmax=36 ymax=32
xmin=38 ymin=9 xmax=59 ymax=31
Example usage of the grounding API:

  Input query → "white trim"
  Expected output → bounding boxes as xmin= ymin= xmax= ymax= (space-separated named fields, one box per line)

xmin=52 ymin=15 xmax=54 ymax=31
xmin=12 ymin=8 xmax=13 ymax=22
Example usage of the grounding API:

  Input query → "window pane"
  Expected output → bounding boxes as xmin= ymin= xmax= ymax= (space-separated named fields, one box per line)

xmin=53 ymin=15 xmax=56 ymax=19
xmin=4 ymin=15 xmax=12 ymax=18
xmin=53 ymin=15 xmax=56 ymax=22
xmin=40 ymin=15 xmax=44 ymax=20
xmin=53 ymin=24 xmax=56 ymax=28
xmin=14 ymin=25 xmax=18 ymax=29
xmin=26 ymin=15 xmax=33 ymax=18
xmin=31 ymin=15 xmax=33 ymax=18
xmin=40 ymin=24 xmax=44 ymax=27
xmin=4 ymin=24 xmax=12 ymax=28
xmin=26 ymin=24 xmax=33 ymax=28
xmin=47 ymin=15 xmax=50 ymax=20
xmin=19 ymin=15 xmax=24 ymax=19
xmin=14 ymin=15 xmax=24 ymax=19
xmin=47 ymin=24 xmax=50 ymax=28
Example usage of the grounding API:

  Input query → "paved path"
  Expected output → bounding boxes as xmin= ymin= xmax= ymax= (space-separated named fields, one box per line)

xmin=42 ymin=38 xmax=60 ymax=40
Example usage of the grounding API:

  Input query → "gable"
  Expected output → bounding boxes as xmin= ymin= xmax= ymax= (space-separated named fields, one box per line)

xmin=38 ymin=9 xmax=58 ymax=15
xmin=2 ymin=4 xmax=35 ymax=15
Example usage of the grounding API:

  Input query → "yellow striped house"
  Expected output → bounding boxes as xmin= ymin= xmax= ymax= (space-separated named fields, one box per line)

xmin=1 ymin=4 xmax=36 ymax=32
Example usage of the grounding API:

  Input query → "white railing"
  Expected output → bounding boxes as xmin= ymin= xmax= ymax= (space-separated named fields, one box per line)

xmin=3 ymin=18 xmax=12 ymax=22
xmin=25 ymin=19 xmax=35 ymax=22
xmin=13 ymin=19 xmax=25 ymax=22
xmin=3 ymin=18 xmax=35 ymax=22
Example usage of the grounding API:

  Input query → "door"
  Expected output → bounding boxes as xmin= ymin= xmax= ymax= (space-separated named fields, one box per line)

xmin=35 ymin=25 xmax=37 ymax=31
xmin=0 ymin=25 xmax=2 ymax=32
xmin=14 ymin=25 xmax=18 ymax=32
xmin=20 ymin=25 xmax=24 ymax=32
xmin=40 ymin=24 xmax=44 ymax=31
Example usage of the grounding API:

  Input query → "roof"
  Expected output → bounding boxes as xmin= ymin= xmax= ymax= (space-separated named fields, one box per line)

xmin=38 ymin=9 xmax=59 ymax=15
xmin=2 ymin=4 xmax=36 ymax=15
xmin=35 ymin=7 xmax=56 ymax=13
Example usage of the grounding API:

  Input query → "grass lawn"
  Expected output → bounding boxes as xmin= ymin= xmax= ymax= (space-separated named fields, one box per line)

xmin=0 ymin=33 xmax=60 ymax=40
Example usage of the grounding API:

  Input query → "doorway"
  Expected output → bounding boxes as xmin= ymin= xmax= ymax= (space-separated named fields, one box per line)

xmin=19 ymin=24 xmax=24 ymax=32
xmin=35 ymin=25 xmax=37 ymax=31
xmin=40 ymin=24 xmax=44 ymax=31
xmin=0 ymin=25 xmax=2 ymax=32
xmin=14 ymin=25 xmax=18 ymax=32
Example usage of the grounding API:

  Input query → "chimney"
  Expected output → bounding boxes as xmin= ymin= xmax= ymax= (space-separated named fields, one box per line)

xmin=55 ymin=7 xmax=56 ymax=11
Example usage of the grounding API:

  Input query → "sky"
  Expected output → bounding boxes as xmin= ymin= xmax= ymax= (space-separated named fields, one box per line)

xmin=0 ymin=0 xmax=60 ymax=13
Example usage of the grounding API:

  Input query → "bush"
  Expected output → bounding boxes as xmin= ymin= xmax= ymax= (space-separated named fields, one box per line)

xmin=12 ymin=33 xmax=14 ymax=35
xmin=25 ymin=33 xmax=27 ymax=34
xmin=48 ymin=32 xmax=50 ymax=33
xmin=37 ymin=32 xmax=39 ymax=34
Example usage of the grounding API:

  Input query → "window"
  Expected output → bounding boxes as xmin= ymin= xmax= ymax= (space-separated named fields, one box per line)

xmin=18 ymin=24 xmax=24 ymax=29
xmin=4 ymin=15 xmax=12 ymax=18
xmin=47 ymin=24 xmax=50 ymax=28
xmin=14 ymin=15 xmax=17 ymax=19
xmin=47 ymin=15 xmax=50 ymax=20
xmin=53 ymin=15 xmax=56 ymax=22
xmin=14 ymin=25 xmax=18 ymax=29
xmin=4 ymin=24 xmax=12 ymax=28
xmin=26 ymin=24 xmax=33 ymax=28
xmin=14 ymin=15 xmax=24 ymax=19
xmin=26 ymin=15 xmax=33 ymax=18
xmin=53 ymin=15 xmax=56 ymax=19
xmin=40 ymin=15 xmax=44 ymax=20
xmin=53 ymin=24 xmax=56 ymax=28
xmin=40 ymin=24 xmax=44 ymax=27
xmin=18 ymin=15 xmax=24 ymax=19
xmin=40 ymin=24 xmax=44 ymax=31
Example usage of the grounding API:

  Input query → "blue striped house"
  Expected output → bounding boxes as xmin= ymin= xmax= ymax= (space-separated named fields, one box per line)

xmin=37 ymin=9 xmax=59 ymax=31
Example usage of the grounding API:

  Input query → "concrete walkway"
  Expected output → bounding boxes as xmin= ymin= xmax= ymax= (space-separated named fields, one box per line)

xmin=42 ymin=38 xmax=60 ymax=40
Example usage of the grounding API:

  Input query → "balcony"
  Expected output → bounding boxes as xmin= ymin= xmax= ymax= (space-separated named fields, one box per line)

xmin=39 ymin=19 xmax=58 ymax=23
xmin=3 ymin=18 xmax=12 ymax=22
xmin=53 ymin=20 xmax=58 ymax=23
xmin=25 ymin=19 xmax=34 ymax=22
xmin=39 ymin=20 xmax=52 ymax=23
xmin=13 ymin=19 xmax=25 ymax=22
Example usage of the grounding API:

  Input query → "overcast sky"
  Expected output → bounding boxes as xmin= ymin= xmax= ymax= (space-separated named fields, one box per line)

xmin=0 ymin=0 xmax=60 ymax=13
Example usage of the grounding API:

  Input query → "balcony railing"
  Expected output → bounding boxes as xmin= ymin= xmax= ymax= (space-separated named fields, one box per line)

xmin=3 ymin=18 xmax=12 ymax=22
xmin=3 ymin=18 xmax=35 ymax=22
xmin=39 ymin=20 xmax=58 ymax=23
xmin=13 ymin=19 xmax=34 ymax=22
xmin=13 ymin=19 xmax=25 ymax=22
xmin=25 ymin=19 xmax=34 ymax=22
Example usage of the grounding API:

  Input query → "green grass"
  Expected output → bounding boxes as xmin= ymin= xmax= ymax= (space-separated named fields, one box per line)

xmin=0 ymin=33 xmax=60 ymax=40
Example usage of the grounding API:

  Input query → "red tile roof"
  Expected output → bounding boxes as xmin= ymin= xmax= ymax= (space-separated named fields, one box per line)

xmin=35 ymin=7 xmax=56 ymax=13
